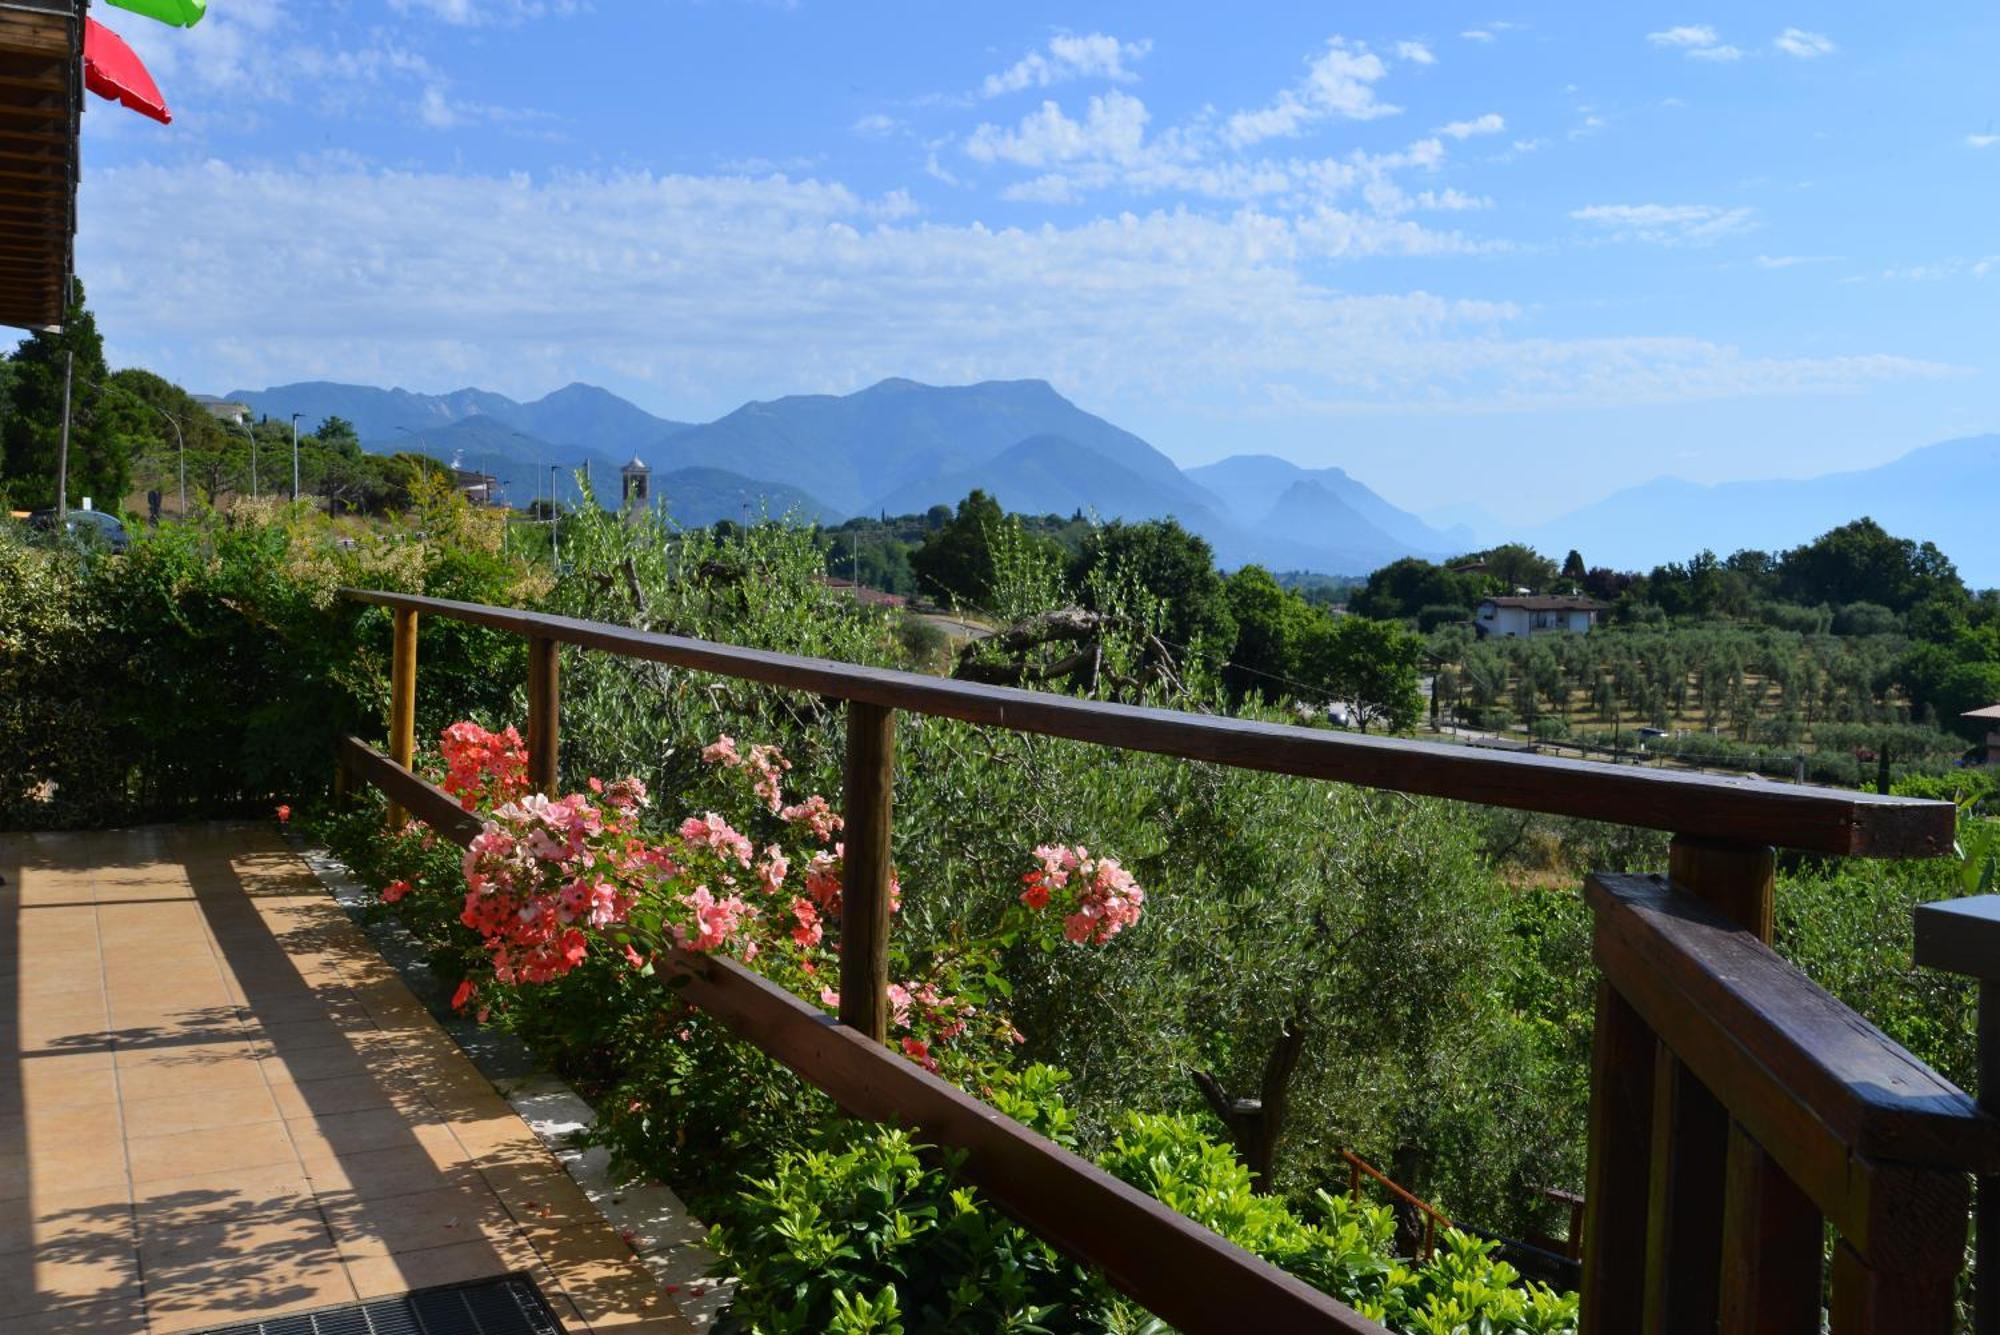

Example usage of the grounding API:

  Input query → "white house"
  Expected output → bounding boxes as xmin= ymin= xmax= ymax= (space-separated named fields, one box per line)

xmin=1966 ymin=704 xmax=2000 ymax=767
xmin=1474 ymin=594 xmax=1607 ymax=639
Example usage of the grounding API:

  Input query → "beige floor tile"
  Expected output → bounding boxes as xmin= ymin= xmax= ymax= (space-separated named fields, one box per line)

xmin=121 ymin=1084 xmax=284 ymax=1140
xmin=126 ymin=1119 xmax=299 ymax=1184
xmin=0 ymin=1293 xmax=147 ymax=1334
xmin=320 ymin=1181 xmax=516 ymax=1258
xmin=131 ymin=1163 xmax=312 ymax=1215
xmin=0 ymin=1058 xmax=120 ymax=1113
xmin=0 ymin=1180 xmax=131 ymax=1258
xmin=113 ymin=1052 xmax=269 ymax=1104
xmin=136 ymin=1196 xmax=333 ymax=1278
xmin=0 ymin=1248 xmax=140 ymax=1320
xmin=301 ymin=1140 xmax=476 ymax=1201
xmin=342 ymin=1239 xmax=520 ymax=1299
xmin=286 ymin=1106 xmax=453 ymax=1162
xmin=258 ymin=1043 xmax=376 ymax=1087
xmin=268 ymin=1072 xmax=417 ymax=1122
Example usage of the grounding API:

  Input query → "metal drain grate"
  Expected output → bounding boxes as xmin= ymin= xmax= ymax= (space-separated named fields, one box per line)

xmin=192 ymin=1272 xmax=567 ymax=1335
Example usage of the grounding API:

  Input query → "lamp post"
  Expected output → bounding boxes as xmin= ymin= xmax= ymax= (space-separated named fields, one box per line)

xmin=549 ymin=464 xmax=560 ymax=573
xmin=239 ymin=420 xmax=258 ymax=499
xmin=290 ymin=412 xmax=302 ymax=503
xmin=86 ymin=378 xmax=186 ymax=516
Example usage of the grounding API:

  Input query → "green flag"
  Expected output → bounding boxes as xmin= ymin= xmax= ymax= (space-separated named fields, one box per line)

xmin=102 ymin=0 xmax=206 ymax=27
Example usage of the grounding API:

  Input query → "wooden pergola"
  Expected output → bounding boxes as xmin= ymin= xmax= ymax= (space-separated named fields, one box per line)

xmin=0 ymin=0 xmax=80 ymax=332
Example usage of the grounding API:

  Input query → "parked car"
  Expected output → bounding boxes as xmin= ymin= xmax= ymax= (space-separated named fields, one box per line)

xmin=26 ymin=508 xmax=130 ymax=554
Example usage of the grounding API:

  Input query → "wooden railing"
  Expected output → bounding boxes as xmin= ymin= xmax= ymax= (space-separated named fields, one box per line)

xmin=335 ymin=587 xmax=1995 ymax=1332
xmin=1340 ymin=1148 xmax=1454 ymax=1261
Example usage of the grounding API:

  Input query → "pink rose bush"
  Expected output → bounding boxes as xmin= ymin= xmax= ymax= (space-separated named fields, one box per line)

xmin=387 ymin=722 xmax=1146 ymax=1079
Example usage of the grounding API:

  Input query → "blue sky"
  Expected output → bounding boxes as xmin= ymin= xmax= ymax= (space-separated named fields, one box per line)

xmin=75 ymin=1 xmax=2000 ymax=521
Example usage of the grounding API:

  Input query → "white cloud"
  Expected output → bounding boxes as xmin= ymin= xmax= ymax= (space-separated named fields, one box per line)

xmin=1773 ymin=28 xmax=1835 ymax=58
xmin=853 ymin=114 xmax=899 ymax=137
xmin=387 ymin=0 xmax=582 ymax=24
xmin=1754 ymin=254 xmax=1837 ymax=268
xmin=1395 ymin=40 xmax=1436 ymax=65
xmin=1647 ymin=25 xmax=1740 ymax=60
xmin=1968 ymin=133 xmax=2000 ymax=149
xmin=1460 ymin=30 xmax=1495 ymax=43
xmin=982 ymin=33 xmax=1151 ymax=97
xmin=1571 ymin=203 xmax=1757 ymax=245
xmin=1648 ymin=25 xmax=1720 ymax=48
xmin=1435 ymin=113 xmax=1504 ymax=139
xmin=1224 ymin=38 xmax=1398 ymax=147
xmin=76 ymin=159 xmax=1946 ymax=424
xmin=965 ymin=91 xmax=1150 ymax=167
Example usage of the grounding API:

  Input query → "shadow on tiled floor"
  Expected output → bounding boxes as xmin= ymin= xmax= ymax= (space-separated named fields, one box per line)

xmin=0 ymin=824 xmax=690 ymax=1333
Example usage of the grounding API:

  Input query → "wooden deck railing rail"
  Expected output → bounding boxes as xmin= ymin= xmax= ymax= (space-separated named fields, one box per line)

xmin=335 ymin=587 xmax=1993 ymax=1333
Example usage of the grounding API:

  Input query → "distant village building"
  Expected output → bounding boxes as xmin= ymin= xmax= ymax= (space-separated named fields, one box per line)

xmin=452 ymin=469 xmax=499 ymax=507
xmin=621 ymin=457 xmax=651 ymax=507
xmin=816 ymin=576 xmax=908 ymax=609
xmin=1474 ymin=594 xmax=1606 ymax=639
xmin=192 ymin=395 xmax=252 ymax=426
xmin=1966 ymin=704 xmax=2000 ymax=767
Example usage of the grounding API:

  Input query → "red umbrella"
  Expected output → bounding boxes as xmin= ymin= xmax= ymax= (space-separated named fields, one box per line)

xmin=83 ymin=18 xmax=172 ymax=125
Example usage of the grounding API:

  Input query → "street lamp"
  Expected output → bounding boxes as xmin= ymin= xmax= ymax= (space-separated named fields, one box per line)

xmin=239 ymin=420 xmax=258 ymax=499
xmin=549 ymin=464 xmax=560 ymax=573
xmin=86 ymin=378 xmax=186 ymax=516
xmin=290 ymin=412 xmax=302 ymax=503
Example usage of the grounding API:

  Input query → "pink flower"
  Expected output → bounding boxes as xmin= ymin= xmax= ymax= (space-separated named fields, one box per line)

xmin=700 ymin=735 xmax=741 ymax=767
xmin=275 ymin=804 xmax=291 ymax=824
xmin=819 ymin=985 xmax=840 ymax=1010
xmin=901 ymin=1036 xmax=938 ymax=1073
xmin=451 ymin=979 xmax=476 ymax=1011
xmin=780 ymin=794 xmax=843 ymax=843
xmin=380 ymin=879 xmax=412 ymax=904
xmin=789 ymin=897 xmax=823 ymax=948
xmin=756 ymin=847 xmax=789 ymax=895
xmin=681 ymin=885 xmax=751 ymax=952
xmin=678 ymin=813 xmax=753 ymax=866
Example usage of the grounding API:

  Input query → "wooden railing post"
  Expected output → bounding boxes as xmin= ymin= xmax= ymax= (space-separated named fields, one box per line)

xmin=387 ymin=606 xmax=418 ymax=830
xmin=1580 ymin=979 xmax=1656 ymax=1331
xmin=526 ymin=634 xmax=560 ymax=795
xmin=1719 ymin=1123 xmax=1821 ymax=1333
xmin=1912 ymin=895 xmax=2000 ymax=1335
xmin=838 ymin=701 xmax=895 ymax=1044
xmin=1637 ymin=837 xmax=1777 ymax=1334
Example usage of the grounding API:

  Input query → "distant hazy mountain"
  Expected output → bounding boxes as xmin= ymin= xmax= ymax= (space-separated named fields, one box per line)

xmin=1525 ymin=435 xmax=2000 ymax=586
xmin=221 ymin=374 xmax=1511 ymax=577
xmin=1185 ymin=454 xmax=1467 ymax=573
xmin=229 ymin=380 xmax=689 ymax=458
xmin=871 ymin=432 xmax=1223 ymax=523
xmin=657 ymin=378 xmax=1213 ymax=518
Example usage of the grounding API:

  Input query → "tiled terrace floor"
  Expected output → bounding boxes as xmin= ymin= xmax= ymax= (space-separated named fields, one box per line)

xmin=0 ymin=824 xmax=692 ymax=1333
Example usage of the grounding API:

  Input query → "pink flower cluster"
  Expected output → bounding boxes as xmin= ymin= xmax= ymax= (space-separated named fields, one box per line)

xmin=1021 ymin=844 xmax=1147 ymax=945
xmin=702 ymin=734 xmax=792 ymax=813
xmin=440 ymin=722 xmax=530 ymax=812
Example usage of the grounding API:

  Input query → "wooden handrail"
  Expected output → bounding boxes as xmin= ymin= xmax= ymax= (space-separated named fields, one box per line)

xmin=335 ymin=735 xmax=1386 ymax=1333
xmin=1588 ymin=871 xmax=1998 ymax=1328
xmin=339 ymin=588 xmax=1955 ymax=858
xmin=1339 ymin=1148 xmax=1453 ymax=1260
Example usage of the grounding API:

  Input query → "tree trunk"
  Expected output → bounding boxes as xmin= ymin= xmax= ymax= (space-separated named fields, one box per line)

xmin=1192 ymin=1016 xmax=1309 ymax=1192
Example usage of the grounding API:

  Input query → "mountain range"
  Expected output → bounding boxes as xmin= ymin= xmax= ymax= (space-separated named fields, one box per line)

xmin=222 ymin=378 xmax=2000 ymax=585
